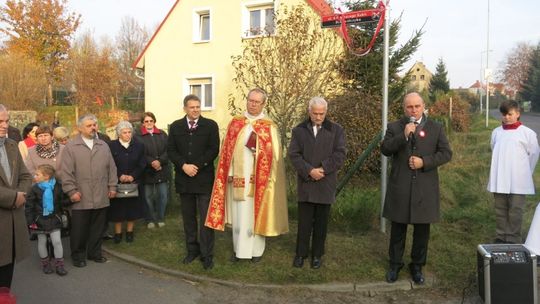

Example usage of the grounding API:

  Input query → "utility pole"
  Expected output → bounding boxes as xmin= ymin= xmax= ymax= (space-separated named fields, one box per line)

xmin=380 ymin=2 xmax=390 ymax=233
xmin=485 ymin=0 xmax=491 ymax=128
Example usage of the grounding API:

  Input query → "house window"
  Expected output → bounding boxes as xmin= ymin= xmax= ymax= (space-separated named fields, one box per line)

xmin=242 ymin=2 xmax=275 ymax=37
xmin=420 ymin=75 xmax=425 ymax=80
xmin=411 ymin=75 xmax=417 ymax=81
xmin=186 ymin=77 xmax=213 ymax=109
xmin=193 ymin=8 xmax=211 ymax=42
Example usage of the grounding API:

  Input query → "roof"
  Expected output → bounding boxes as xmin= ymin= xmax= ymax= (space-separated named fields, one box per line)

xmin=132 ymin=0 xmax=334 ymax=69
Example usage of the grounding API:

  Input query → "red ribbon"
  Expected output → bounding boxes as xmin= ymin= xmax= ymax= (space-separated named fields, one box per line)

xmin=502 ymin=121 xmax=522 ymax=130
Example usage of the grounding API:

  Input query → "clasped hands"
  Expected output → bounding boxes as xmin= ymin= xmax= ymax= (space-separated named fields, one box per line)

xmin=309 ymin=167 xmax=325 ymax=181
xmin=151 ymin=160 xmax=162 ymax=171
xmin=182 ymin=163 xmax=198 ymax=177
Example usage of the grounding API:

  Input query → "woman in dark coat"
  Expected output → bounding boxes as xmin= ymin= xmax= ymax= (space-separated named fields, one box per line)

xmin=108 ymin=121 xmax=146 ymax=243
xmin=134 ymin=112 xmax=169 ymax=229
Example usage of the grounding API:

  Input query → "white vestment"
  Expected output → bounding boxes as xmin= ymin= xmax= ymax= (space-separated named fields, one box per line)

xmin=226 ymin=112 xmax=266 ymax=259
xmin=487 ymin=125 xmax=539 ymax=194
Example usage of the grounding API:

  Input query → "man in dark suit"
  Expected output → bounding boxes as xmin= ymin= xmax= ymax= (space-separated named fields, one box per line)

xmin=7 ymin=126 xmax=22 ymax=142
xmin=381 ymin=92 xmax=452 ymax=284
xmin=0 ymin=104 xmax=32 ymax=288
xmin=288 ymin=97 xmax=346 ymax=269
xmin=168 ymin=94 xmax=219 ymax=270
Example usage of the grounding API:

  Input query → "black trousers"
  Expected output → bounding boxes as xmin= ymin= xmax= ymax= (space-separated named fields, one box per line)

xmin=388 ymin=221 xmax=430 ymax=268
xmin=296 ymin=201 xmax=331 ymax=258
xmin=0 ymin=227 xmax=15 ymax=288
xmin=70 ymin=207 xmax=108 ymax=262
xmin=180 ymin=193 xmax=214 ymax=258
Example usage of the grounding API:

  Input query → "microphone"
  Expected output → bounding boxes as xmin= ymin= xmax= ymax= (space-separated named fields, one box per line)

xmin=408 ymin=116 xmax=416 ymax=139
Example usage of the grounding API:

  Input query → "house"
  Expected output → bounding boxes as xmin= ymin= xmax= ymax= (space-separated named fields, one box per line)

xmin=406 ymin=61 xmax=432 ymax=92
xmin=133 ymin=0 xmax=334 ymax=130
xmin=467 ymin=80 xmax=515 ymax=100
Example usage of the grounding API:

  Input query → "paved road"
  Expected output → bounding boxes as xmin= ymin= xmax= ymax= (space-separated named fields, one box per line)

xmin=11 ymin=238 xmax=201 ymax=304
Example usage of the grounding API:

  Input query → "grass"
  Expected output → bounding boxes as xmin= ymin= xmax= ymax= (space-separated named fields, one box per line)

xmin=105 ymin=114 xmax=540 ymax=292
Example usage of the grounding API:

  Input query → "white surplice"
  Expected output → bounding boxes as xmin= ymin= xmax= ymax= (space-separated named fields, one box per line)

xmin=487 ymin=125 xmax=540 ymax=194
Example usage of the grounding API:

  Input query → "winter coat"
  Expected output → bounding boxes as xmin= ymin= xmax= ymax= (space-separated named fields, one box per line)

xmin=59 ymin=134 xmax=117 ymax=210
xmin=25 ymin=182 xmax=70 ymax=232
xmin=167 ymin=116 xmax=219 ymax=194
xmin=0 ymin=138 xmax=32 ymax=266
xmin=288 ymin=118 xmax=347 ymax=204
xmin=381 ymin=116 xmax=452 ymax=224
xmin=134 ymin=126 xmax=170 ymax=184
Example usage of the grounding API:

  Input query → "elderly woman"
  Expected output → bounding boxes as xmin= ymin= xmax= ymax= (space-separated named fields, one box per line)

xmin=108 ymin=121 xmax=146 ymax=243
xmin=135 ymin=112 xmax=169 ymax=229
xmin=25 ymin=125 xmax=64 ymax=178
xmin=18 ymin=122 xmax=39 ymax=160
xmin=53 ymin=126 xmax=70 ymax=145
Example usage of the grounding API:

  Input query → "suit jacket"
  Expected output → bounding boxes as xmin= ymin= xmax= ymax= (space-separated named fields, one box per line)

xmin=289 ymin=118 xmax=346 ymax=204
xmin=381 ymin=115 xmax=452 ymax=224
xmin=167 ymin=116 xmax=219 ymax=194
xmin=0 ymin=138 xmax=32 ymax=266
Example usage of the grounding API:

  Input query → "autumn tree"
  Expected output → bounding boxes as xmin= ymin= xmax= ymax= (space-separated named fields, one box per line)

xmin=520 ymin=42 xmax=540 ymax=112
xmin=428 ymin=57 xmax=450 ymax=102
xmin=229 ymin=4 xmax=344 ymax=148
xmin=115 ymin=16 xmax=150 ymax=102
xmin=499 ymin=42 xmax=533 ymax=97
xmin=0 ymin=52 xmax=47 ymax=110
xmin=66 ymin=32 xmax=119 ymax=115
xmin=0 ymin=0 xmax=80 ymax=106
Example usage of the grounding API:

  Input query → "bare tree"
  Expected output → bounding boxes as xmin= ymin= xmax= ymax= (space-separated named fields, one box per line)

xmin=0 ymin=52 xmax=47 ymax=110
xmin=115 ymin=16 xmax=149 ymax=100
xmin=66 ymin=31 xmax=119 ymax=115
xmin=229 ymin=5 xmax=344 ymax=148
xmin=499 ymin=42 xmax=534 ymax=97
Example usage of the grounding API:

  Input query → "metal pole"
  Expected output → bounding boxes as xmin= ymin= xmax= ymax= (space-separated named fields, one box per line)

xmin=479 ymin=52 xmax=483 ymax=113
xmin=485 ymin=0 xmax=490 ymax=128
xmin=380 ymin=2 xmax=390 ymax=233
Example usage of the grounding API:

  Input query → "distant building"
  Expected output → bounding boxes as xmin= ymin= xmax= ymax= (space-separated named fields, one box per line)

xmin=406 ymin=61 xmax=433 ymax=92
xmin=467 ymin=80 xmax=515 ymax=100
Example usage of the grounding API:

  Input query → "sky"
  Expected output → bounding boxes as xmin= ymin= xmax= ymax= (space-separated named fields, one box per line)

xmin=34 ymin=0 xmax=540 ymax=89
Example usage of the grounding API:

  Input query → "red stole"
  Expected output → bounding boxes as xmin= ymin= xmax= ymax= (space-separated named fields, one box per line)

xmin=205 ymin=116 xmax=273 ymax=231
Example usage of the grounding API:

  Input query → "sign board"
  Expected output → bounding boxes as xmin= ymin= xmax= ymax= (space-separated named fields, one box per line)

xmin=322 ymin=9 xmax=382 ymax=28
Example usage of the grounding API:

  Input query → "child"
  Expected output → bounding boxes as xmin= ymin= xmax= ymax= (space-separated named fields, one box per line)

xmin=487 ymin=100 xmax=540 ymax=244
xmin=25 ymin=164 xmax=70 ymax=276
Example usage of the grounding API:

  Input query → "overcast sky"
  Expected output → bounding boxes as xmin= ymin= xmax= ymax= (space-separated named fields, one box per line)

xmin=21 ymin=0 xmax=540 ymax=88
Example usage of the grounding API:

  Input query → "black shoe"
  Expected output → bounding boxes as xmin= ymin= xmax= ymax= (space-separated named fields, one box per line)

xmin=251 ymin=256 xmax=262 ymax=263
xmin=292 ymin=256 xmax=304 ymax=268
xmin=72 ymin=260 xmax=87 ymax=268
xmin=230 ymin=253 xmax=240 ymax=263
xmin=182 ymin=253 xmax=200 ymax=264
xmin=202 ymin=257 xmax=214 ymax=270
xmin=113 ymin=233 xmax=122 ymax=244
xmin=494 ymin=238 xmax=505 ymax=244
xmin=311 ymin=257 xmax=322 ymax=269
xmin=386 ymin=267 xmax=400 ymax=283
xmin=409 ymin=264 xmax=425 ymax=284
xmin=102 ymin=233 xmax=113 ymax=240
xmin=92 ymin=256 xmax=107 ymax=263
xmin=125 ymin=232 xmax=134 ymax=243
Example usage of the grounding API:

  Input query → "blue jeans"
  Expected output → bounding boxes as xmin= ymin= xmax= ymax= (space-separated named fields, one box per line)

xmin=144 ymin=182 xmax=169 ymax=222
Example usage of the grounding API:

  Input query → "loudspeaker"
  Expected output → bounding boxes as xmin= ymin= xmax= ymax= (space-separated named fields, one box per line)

xmin=477 ymin=244 xmax=537 ymax=304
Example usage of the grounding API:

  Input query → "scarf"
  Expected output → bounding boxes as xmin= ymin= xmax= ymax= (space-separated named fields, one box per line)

xmin=35 ymin=141 xmax=60 ymax=159
xmin=0 ymin=138 xmax=11 ymax=183
xmin=502 ymin=121 xmax=522 ymax=130
xmin=37 ymin=178 xmax=56 ymax=216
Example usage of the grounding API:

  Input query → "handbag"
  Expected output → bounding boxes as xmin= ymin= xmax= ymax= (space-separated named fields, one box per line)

xmin=116 ymin=183 xmax=139 ymax=198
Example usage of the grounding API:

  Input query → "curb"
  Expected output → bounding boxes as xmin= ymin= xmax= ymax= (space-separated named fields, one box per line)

xmin=103 ymin=246 xmax=431 ymax=294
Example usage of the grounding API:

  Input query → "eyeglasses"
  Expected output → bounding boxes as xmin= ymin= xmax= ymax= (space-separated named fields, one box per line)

xmin=248 ymin=99 xmax=264 ymax=105
xmin=143 ymin=120 xmax=154 ymax=123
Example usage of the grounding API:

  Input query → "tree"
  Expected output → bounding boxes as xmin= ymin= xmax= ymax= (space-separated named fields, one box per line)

xmin=520 ymin=42 xmax=540 ymax=112
xmin=115 ymin=16 xmax=149 ymax=101
xmin=228 ymin=4 xmax=344 ymax=148
xmin=0 ymin=52 xmax=47 ymax=110
xmin=428 ymin=57 xmax=450 ymax=102
xmin=66 ymin=32 xmax=119 ymax=115
xmin=0 ymin=0 xmax=80 ymax=106
xmin=499 ymin=42 xmax=533 ymax=98
xmin=338 ymin=0 xmax=423 ymax=103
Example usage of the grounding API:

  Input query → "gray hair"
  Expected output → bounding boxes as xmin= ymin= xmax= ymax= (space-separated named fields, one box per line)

xmin=247 ymin=88 xmax=268 ymax=103
xmin=77 ymin=114 xmax=98 ymax=126
xmin=0 ymin=104 xmax=6 ymax=113
xmin=53 ymin=126 xmax=70 ymax=140
xmin=402 ymin=92 xmax=424 ymax=106
xmin=308 ymin=97 xmax=328 ymax=111
xmin=115 ymin=120 xmax=133 ymax=135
